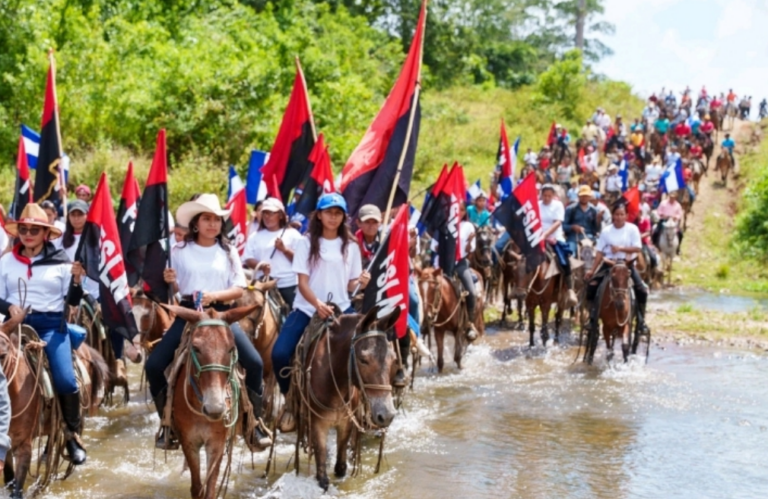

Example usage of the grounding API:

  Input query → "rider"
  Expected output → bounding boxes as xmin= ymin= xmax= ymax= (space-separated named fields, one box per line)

xmin=710 ymin=94 xmax=723 ymax=112
xmin=563 ymin=186 xmax=600 ymax=257
xmin=585 ymin=200 xmax=650 ymax=337
xmin=673 ymin=119 xmax=691 ymax=145
xmin=653 ymin=191 xmax=685 ymax=254
xmin=271 ymin=193 xmax=369 ymax=432
xmin=760 ymin=98 xmax=767 ymax=118
xmin=689 ymin=139 xmax=703 ymax=161
xmin=146 ymin=194 xmax=272 ymax=451
xmin=524 ymin=147 xmax=538 ymax=167
xmin=540 ymin=185 xmax=578 ymax=308
xmin=467 ymin=193 xmax=491 ymax=228
xmin=722 ymin=133 xmax=736 ymax=165
xmin=699 ymin=114 xmax=715 ymax=140
xmin=654 ymin=113 xmax=670 ymax=136
xmin=0 ymin=204 xmax=88 ymax=465
xmin=582 ymin=119 xmax=600 ymax=146
xmin=243 ymin=197 xmax=302 ymax=307
xmin=727 ymin=89 xmax=737 ymax=105
xmin=604 ymin=164 xmax=623 ymax=202
xmin=354 ymin=204 xmax=382 ymax=269
xmin=456 ymin=203 xmax=480 ymax=341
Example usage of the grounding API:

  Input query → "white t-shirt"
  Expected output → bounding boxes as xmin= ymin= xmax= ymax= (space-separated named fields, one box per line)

xmin=593 ymin=202 xmax=612 ymax=230
xmin=0 ymin=249 xmax=72 ymax=312
xmin=243 ymin=227 xmax=302 ymax=288
xmin=596 ymin=223 xmax=641 ymax=261
xmin=539 ymin=199 xmax=565 ymax=242
xmin=55 ymin=233 xmax=100 ymax=298
xmin=605 ymin=174 xmax=623 ymax=193
xmin=645 ymin=164 xmax=664 ymax=182
xmin=171 ymin=241 xmax=246 ymax=295
xmin=458 ymin=221 xmax=476 ymax=259
xmin=524 ymin=152 xmax=538 ymax=165
xmin=292 ymin=236 xmax=362 ymax=317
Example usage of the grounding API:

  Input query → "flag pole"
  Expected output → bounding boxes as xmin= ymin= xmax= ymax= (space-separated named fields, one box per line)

xmin=161 ymin=132 xmax=173 ymax=304
xmin=296 ymin=57 xmax=318 ymax=142
xmin=381 ymin=0 xmax=426 ymax=228
xmin=48 ymin=48 xmax=68 ymax=219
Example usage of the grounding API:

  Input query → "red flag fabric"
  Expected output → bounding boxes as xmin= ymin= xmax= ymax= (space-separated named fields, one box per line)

xmin=339 ymin=0 xmax=426 ymax=219
xmin=13 ymin=136 xmax=33 ymax=220
xmin=546 ymin=122 xmax=557 ymax=147
xmin=34 ymin=60 xmax=62 ymax=205
xmin=499 ymin=119 xmax=514 ymax=179
xmin=118 ymin=162 xmax=142 ymax=286
xmin=362 ymin=204 xmax=410 ymax=338
xmin=492 ymin=173 xmax=546 ymax=273
xmin=76 ymin=173 xmax=139 ymax=341
xmin=622 ymin=186 xmax=641 ymax=223
xmin=225 ymin=189 xmax=248 ymax=256
xmin=295 ymin=133 xmax=336 ymax=217
xmin=577 ymin=147 xmax=586 ymax=173
xmin=420 ymin=164 xmax=465 ymax=274
xmin=260 ymin=60 xmax=315 ymax=203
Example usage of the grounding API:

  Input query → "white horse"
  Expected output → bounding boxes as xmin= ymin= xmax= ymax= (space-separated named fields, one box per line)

xmin=658 ymin=219 xmax=679 ymax=287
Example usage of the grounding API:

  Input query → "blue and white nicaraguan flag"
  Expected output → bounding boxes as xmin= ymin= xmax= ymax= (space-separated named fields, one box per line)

xmin=661 ymin=158 xmax=686 ymax=193
xmin=246 ymin=150 xmax=269 ymax=205
xmin=21 ymin=125 xmax=40 ymax=169
xmin=227 ymin=165 xmax=245 ymax=202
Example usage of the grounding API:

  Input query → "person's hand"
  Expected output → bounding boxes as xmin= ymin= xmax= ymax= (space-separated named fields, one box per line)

xmin=71 ymin=262 xmax=84 ymax=284
xmin=0 ymin=459 xmax=4 ymax=473
xmin=274 ymin=238 xmax=286 ymax=253
xmin=258 ymin=262 xmax=272 ymax=276
xmin=163 ymin=268 xmax=177 ymax=284
xmin=315 ymin=301 xmax=335 ymax=320
xmin=610 ymin=245 xmax=623 ymax=254
xmin=8 ymin=305 xmax=24 ymax=319
xmin=358 ymin=271 xmax=371 ymax=289
xmin=585 ymin=269 xmax=594 ymax=280
xmin=573 ymin=226 xmax=584 ymax=234
xmin=200 ymin=292 xmax=216 ymax=307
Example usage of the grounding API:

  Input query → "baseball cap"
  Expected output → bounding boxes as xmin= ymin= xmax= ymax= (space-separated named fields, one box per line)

xmin=358 ymin=204 xmax=382 ymax=222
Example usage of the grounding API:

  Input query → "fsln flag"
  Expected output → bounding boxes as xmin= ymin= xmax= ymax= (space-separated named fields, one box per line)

xmin=362 ymin=204 xmax=410 ymax=339
xmin=418 ymin=163 xmax=449 ymax=235
xmin=492 ymin=173 xmax=546 ymax=273
xmin=75 ymin=173 xmax=139 ymax=341
xmin=339 ymin=0 xmax=426 ymax=220
xmin=661 ymin=158 xmax=687 ymax=193
xmin=34 ymin=56 xmax=62 ymax=206
xmin=260 ymin=59 xmax=316 ymax=204
xmin=228 ymin=165 xmax=245 ymax=202
xmin=246 ymin=150 xmax=269 ymax=205
xmin=225 ymin=189 xmax=248 ymax=256
xmin=117 ymin=162 xmax=141 ymax=286
xmin=13 ymin=136 xmax=33 ymax=220
xmin=419 ymin=164 xmax=465 ymax=275
xmin=295 ymin=133 xmax=336 ymax=217
xmin=60 ymin=153 xmax=70 ymax=186
xmin=127 ymin=129 xmax=170 ymax=302
xmin=21 ymin=125 xmax=39 ymax=169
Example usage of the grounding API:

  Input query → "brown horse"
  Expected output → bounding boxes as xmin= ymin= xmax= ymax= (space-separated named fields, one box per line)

xmin=689 ymin=158 xmax=704 ymax=194
xmin=513 ymin=254 xmax=564 ymax=348
xmin=132 ymin=291 xmax=174 ymax=356
xmin=499 ymin=241 xmax=525 ymax=329
xmin=716 ymin=149 xmax=733 ymax=187
xmin=468 ymin=226 xmax=496 ymax=303
xmin=295 ymin=306 xmax=400 ymax=491
xmin=702 ymin=135 xmax=714 ymax=170
xmin=163 ymin=304 xmax=256 ymax=499
xmin=417 ymin=267 xmax=485 ymax=372
xmin=649 ymin=131 xmax=666 ymax=158
xmin=585 ymin=262 xmax=633 ymax=364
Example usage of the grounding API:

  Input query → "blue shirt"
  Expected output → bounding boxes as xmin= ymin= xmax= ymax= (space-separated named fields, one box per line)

xmin=722 ymin=138 xmax=735 ymax=152
xmin=467 ymin=205 xmax=491 ymax=228
xmin=655 ymin=119 xmax=670 ymax=134
xmin=563 ymin=204 xmax=600 ymax=244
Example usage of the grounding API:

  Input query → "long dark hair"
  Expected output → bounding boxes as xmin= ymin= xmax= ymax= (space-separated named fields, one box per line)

xmin=258 ymin=211 xmax=287 ymax=231
xmin=307 ymin=209 xmax=353 ymax=266
xmin=182 ymin=213 xmax=236 ymax=268
xmin=62 ymin=215 xmax=79 ymax=249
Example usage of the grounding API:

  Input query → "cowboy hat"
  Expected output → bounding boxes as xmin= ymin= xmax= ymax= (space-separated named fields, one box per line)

xmin=260 ymin=197 xmax=286 ymax=214
xmin=577 ymin=185 xmax=593 ymax=197
xmin=175 ymin=193 xmax=231 ymax=228
xmin=6 ymin=203 xmax=63 ymax=239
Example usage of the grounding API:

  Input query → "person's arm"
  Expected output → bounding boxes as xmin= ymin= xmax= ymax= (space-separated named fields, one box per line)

xmin=297 ymin=273 xmax=334 ymax=319
xmin=66 ymin=263 xmax=84 ymax=305
xmin=274 ymin=236 xmax=295 ymax=262
xmin=0 ymin=368 xmax=10 ymax=472
xmin=586 ymin=251 xmax=604 ymax=278
xmin=203 ymin=286 xmax=243 ymax=306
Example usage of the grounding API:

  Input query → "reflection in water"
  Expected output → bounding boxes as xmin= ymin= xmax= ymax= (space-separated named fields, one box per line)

xmin=35 ymin=329 xmax=768 ymax=499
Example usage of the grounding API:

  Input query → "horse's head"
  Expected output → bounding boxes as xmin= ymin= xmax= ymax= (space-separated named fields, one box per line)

xmin=237 ymin=279 xmax=277 ymax=337
xmin=473 ymin=227 xmax=493 ymax=269
xmin=417 ymin=267 xmax=441 ymax=321
xmin=167 ymin=304 xmax=257 ymax=421
xmin=579 ymin=240 xmax=596 ymax=271
xmin=509 ymin=246 xmax=531 ymax=299
xmin=350 ymin=305 xmax=400 ymax=428
xmin=609 ymin=262 xmax=631 ymax=312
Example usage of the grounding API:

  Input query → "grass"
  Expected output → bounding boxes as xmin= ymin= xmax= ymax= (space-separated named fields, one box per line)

xmin=649 ymin=305 xmax=768 ymax=340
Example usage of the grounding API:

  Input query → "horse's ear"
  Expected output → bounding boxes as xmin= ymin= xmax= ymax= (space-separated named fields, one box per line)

xmin=356 ymin=305 xmax=402 ymax=336
xmin=219 ymin=304 xmax=260 ymax=325
xmin=255 ymin=279 xmax=278 ymax=292
xmin=162 ymin=305 xmax=206 ymax=324
xmin=434 ymin=268 xmax=443 ymax=278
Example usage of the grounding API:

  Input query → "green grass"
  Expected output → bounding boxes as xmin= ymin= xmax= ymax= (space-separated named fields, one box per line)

xmin=676 ymin=303 xmax=694 ymax=314
xmin=650 ymin=306 xmax=768 ymax=339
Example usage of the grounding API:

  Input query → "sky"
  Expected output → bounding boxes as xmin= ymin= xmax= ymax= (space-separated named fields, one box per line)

xmin=593 ymin=0 xmax=768 ymax=102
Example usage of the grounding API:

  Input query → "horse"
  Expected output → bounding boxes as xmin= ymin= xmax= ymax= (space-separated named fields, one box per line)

xmin=163 ymin=304 xmax=257 ymax=499
xmin=499 ymin=241 xmax=525 ymax=329
xmin=294 ymin=306 xmax=400 ymax=491
xmin=512 ymin=253 xmax=564 ymax=348
xmin=716 ymin=149 xmax=733 ymax=187
xmin=649 ymin=131 xmax=666 ymax=158
xmin=468 ymin=226 xmax=496 ymax=304
xmin=584 ymin=261 xmax=633 ymax=364
xmin=679 ymin=187 xmax=693 ymax=232
xmin=574 ymin=238 xmax=596 ymax=329
xmin=658 ymin=219 xmax=679 ymax=287
xmin=418 ymin=267 xmax=485 ymax=372
xmin=132 ymin=291 xmax=174 ymax=356
xmin=702 ymin=135 xmax=714 ymax=171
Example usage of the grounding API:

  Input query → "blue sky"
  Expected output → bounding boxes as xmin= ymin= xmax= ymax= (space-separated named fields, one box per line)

xmin=594 ymin=0 xmax=768 ymax=102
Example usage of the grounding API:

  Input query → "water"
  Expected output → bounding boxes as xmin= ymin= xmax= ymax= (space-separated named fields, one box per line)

xmin=29 ymin=328 xmax=768 ymax=499
xmin=652 ymin=289 xmax=768 ymax=313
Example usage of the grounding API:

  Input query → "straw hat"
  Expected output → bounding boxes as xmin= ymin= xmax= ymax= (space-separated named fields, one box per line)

xmin=261 ymin=197 xmax=286 ymax=214
xmin=577 ymin=185 xmax=593 ymax=197
xmin=175 ymin=193 xmax=231 ymax=228
xmin=6 ymin=203 xmax=63 ymax=239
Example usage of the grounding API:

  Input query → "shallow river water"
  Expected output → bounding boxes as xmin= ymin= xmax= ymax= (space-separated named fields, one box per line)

xmin=32 ymin=326 xmax=768 ymax=499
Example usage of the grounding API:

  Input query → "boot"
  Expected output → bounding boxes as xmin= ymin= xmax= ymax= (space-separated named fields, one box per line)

xmin=564 ymin=274 xmax=579 ymax=309
xmin=278 ymin=393 xmax=296 ymax=434
xmin=466 ymin=308 xmax=479 ymax=342
xmin=59 ymin=392 xmax=87 ymax=465
xmin=414 ymin=336 xmax=432 ymax=360
xmin=153 ymin=389 xmax=179 ymax=450
xmin=636 ymin=299 xmax=651 ymax=336
xmin=245 ymin=387 xmax=273 ymax=451
xmin=393 ymin=341 xmax=408 ymax=389
xmin=114 ymin=359 xmax=127 ymax=386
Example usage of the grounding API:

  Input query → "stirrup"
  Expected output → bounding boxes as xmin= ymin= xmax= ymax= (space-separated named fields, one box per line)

xmin=393 ymin=369 xmax=407 ymax=389
xmin=155 ymin=426 xmax=180 ymax=450
xmin=278 ymin=408 xmax=296 ymax=434
xmin=247 ymin=419 xmax=273 ymax=451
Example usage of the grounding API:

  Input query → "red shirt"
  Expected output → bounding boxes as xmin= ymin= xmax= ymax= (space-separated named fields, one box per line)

xmin=700 ymin=121 xmax=715 ymax=134
xmin=638 ymin=217 xmax=652 ymax=245
xmin=683 ymin=167 xmax=693 ymax=181
xmin=674 ymin=122 xmax=691 ymax=137
xmin=710 ymin=99 xmax=722 ymax=109
xmin=690 ymin=145 xmax=703 ymax=158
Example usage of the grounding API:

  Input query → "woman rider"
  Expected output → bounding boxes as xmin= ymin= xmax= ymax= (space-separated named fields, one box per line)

xmin=584 ymin=200 xmax=650 ymax=336
xmin=243 ymin=197 xmax=302 ymax=307
xmin=145 ymin=194 xmax=272 ymax=451
xmin=271 ymin=193 xmax=370 ymax=432
xmin=0 ymin=204 xmax=87 ymax=465
xmin=539 ymin=184 xmax=578 ymax=308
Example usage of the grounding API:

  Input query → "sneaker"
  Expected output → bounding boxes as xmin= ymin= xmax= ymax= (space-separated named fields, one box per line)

xmin=414 ymin=337 xmax=433 ymax=360
xmin=564 ymin=289 xmax=578 ymax=309
xmin=247 ymin=423 xmax=273 ymax=451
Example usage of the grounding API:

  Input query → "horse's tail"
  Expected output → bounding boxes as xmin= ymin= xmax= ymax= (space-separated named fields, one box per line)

xmin=86 ymin=345 xmax=111 ymax=414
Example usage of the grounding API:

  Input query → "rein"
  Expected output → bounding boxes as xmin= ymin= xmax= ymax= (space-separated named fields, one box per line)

xmin=605 ymin=265 xmax=632 ymax=327
xmin=419 ymin=276 xmax=466 ymax=328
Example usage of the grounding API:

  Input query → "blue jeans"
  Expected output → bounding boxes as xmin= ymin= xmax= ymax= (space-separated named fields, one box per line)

xmin=110 ymin=329 xmax=124 ymax=360
xmin=272 ymin=307 xmax=354 ymax=395
xmin=408 ymin=275 xmax=420 ymax=337
xmin=24 ymin=313 xmax=78 ymax=395
xmin=494 ymin=232 xmax=511 ymax=255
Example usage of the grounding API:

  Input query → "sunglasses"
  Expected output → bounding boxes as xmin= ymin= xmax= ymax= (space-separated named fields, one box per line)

xmin=18 ymin=226 xmax=43 ymax=236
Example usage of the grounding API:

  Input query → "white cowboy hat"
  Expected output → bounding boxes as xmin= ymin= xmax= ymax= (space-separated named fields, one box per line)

xmin=175 ymin=193 xmax=231 ymax=228
xmin=5 ymin=203 xmax=63 ymax=239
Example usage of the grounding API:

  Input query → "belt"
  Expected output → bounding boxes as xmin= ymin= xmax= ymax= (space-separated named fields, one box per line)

xmin=179 ymin=300 xmax=232 ymax=313
xmin=28 ymin=311 xmax=64 ymax=317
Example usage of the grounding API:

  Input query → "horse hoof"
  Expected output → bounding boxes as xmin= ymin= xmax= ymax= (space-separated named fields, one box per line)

xmin=317 ymin=475 xmax=330 ymax=492
xmin=334 ymin=462 xmax=347 ymax=478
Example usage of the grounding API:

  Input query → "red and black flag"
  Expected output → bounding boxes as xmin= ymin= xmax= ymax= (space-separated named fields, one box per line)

xmin=418 ymin=164 xmax=464 ymax=275
xmin=34 ymin=55 xmax=63 ymax=206
xmin=225 ymin=188 xmax=248 ymax=257
xmin=362 ymin=204 xmax=410 ymax=339
xmin=294 ymin=133 xmax=335 ymax=217
xmin=127 ymin=130 xmax=170 ymax=302
xmin=76 ymin=173 xmax=139 ymax=341
xmin=13 ymin=136 xmax=33 ymax=220
xmin=261 ymin=58 xmax=316 ymax=204
xmin=339 ymin=0 xmax=427 ymax=220
xmin=492 ymin=173 xmax=545 ymax=273
xmin=117 ymin=162 xmax=141 ymax=286
xmin=622 ymin=186 xmax=641 ymax=224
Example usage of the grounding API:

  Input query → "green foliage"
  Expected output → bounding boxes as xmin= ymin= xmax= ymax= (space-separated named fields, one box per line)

xmin=735 ymin=133 xmax=768 ymax=260
xmin=715 ymin=264 xmax=730 ymax=280
xmin=676 ymin=303 xmax=694 ymax=314
xmin=534 ymin=50 xmax=586 ymax=121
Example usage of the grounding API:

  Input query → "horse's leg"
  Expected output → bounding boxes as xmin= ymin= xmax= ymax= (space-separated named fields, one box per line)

xmin=435 ymin=328 xmax=445 ymax=373
xmin=11 ymin=441 xmax=32 ymax=499
xmin=555 ymin=306 xmax=563 ymax=345
xmin=454 ymin=329 xmax=464 ymax=370
xmin=501 ymin=279 xmax=509 ymax=326
xmin=540 ymin=303 xmax=550 ymax=346
xmin=605 ymin=326 xmax=614 ymax=363
xmin=517 ymin=299 xmax=524 ymax=330
xmin=622 ymin=326 xmax=631 ymax=363
xmin=334 ymin=421 xmax=353 ymax=478
xmin=181 ymin=440 xmax=203 ymax=499
xmin=4 ymin=449 xmax=14 ymax=493
xmin=527 ymin=303 xmax=536 ymax=348
xmin=203 ymin=438 xmax=225 ymax=499
xmin=313 ymin=419 xmax=330 ymax=491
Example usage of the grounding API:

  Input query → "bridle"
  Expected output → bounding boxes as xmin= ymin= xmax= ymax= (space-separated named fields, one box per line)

xmin=184 ymin=319 xmax=240 ymax=427
xmin=418 ymin=275 xmax=443 ymax=323
xmin=607 ymin=262 xmax=632 ymax=327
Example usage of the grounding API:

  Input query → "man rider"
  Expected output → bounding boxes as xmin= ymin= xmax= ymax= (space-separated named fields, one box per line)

xmin=467 ymin=192 xmax=491 ymax=228
xmin=539 ymin=184 xmax=578 ymax=308
xmin=524 ymin=147 xmax=538 ymax=167
xmin=563 ymin=186 xmax=600 ymax=257
xmin=582 ymin=119 xmax=600 ymax=146
xmin=356 ymin=204 xmax=382 ymax=269
xmin=722 ymin=133 xmax=736 ymax=165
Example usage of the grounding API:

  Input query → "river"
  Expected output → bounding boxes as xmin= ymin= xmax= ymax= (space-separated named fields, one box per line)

xmin=33 ymin=320 xmax=768 ymax=499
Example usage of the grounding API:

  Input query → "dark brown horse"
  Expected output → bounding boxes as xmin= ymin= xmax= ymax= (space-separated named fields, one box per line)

xmin=585 ymin=262 xmax=633 ymax=364
xmin=716 ymin=148 xmax=733 ymax=187
xmin=295 ymin=306 xmax=400 ymax=491
xmin=468 ymin=226 xmax=496 ymax=302
xmin=132 ymin=292 xmax=174 ymax=356
xmin=417 ymin=267 xmax=485 ymax=372
xmin=164 ymin=305 xmax=256 ymax=499
xmin=499 ymin=241 xmax=525 ymax=329
xmin=512 ymin=254 xmax=564 ymax=347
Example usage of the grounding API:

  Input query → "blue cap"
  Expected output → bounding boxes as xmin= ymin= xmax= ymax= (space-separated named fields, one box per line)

xmin=316 ymin=193 xmax=347 ymax=213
